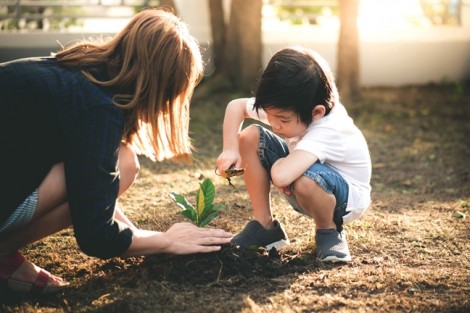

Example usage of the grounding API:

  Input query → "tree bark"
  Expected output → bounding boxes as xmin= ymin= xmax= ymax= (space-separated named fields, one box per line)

xmin=208 ymin=0 xmax=226 ymax=75
xmin=224 ymin=0 xmax=262 ymax=92
xmin=337 ymin=0 xmax=361 ymax=100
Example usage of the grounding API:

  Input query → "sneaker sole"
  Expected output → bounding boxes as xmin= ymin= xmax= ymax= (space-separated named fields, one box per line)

xmin=265 ymin=239 xmax=290 ymax=250
xmin=319 ymin=255 xmax=352 ymax=263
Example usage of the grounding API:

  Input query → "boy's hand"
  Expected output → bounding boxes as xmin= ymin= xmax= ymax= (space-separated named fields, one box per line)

xmin=277 ymin=186 xmax=293 ymax=196
xmin=216 ymin=150 xmax=241 ymax=173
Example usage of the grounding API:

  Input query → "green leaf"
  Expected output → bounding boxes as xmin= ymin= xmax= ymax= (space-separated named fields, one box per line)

xmin=198 ymin=204 xmax=227 ymax=227
xmin=454 ymin=211 xmax=466 ymax=219
xmin=196 ymin=187 xmax=205 ymax=216
xmin=181 ymin=209 xmax=198 ymax=223
xmin=169 ymin=192 xmax=194 ymax=211
xmin=204 ymin=203 xmax=214 ymax=211
xmin=199 ymin=208 xmax=216 ymax=223
xmin=199 ymin=211 xmax=221 ymax=227
xmin=169 ymin=178 xmax=227 ymax=227
xmin=211 ymin=203 xmax=227 ymax=212
xmin=199 ymin=178 xmax=215 ymax=210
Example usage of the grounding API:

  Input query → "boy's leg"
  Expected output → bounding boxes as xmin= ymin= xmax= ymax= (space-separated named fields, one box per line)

xmin=293 ymin=176 xmax=337 ymax=230
xmin=291 ymin=163 xmax=349 ymax=232
xmin=291 ymin=163 xmax=351 ymax=262
xmin=232 ymin=125 xmax=289 ymax=250
xmin=239 ymin=125 xmax=273 ymax=229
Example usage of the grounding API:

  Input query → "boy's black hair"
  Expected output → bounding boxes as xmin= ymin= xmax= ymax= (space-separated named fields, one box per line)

xmin=254 ymin=47 xmax=338 ymax=126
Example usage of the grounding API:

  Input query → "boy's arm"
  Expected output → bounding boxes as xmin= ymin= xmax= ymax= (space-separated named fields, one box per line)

xmin=271 ymin=150 xmax=318 ymax=187
xmin=217 ymin=98 xmax=251 ymax=171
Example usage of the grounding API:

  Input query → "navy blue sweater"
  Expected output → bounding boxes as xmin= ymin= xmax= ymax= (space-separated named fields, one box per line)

xmin=0 ymin=57 xmax=132 ymax=259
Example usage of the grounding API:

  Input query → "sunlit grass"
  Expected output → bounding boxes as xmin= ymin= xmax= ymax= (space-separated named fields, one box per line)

xmin=1 ymin=84 xmax=469 ymax=312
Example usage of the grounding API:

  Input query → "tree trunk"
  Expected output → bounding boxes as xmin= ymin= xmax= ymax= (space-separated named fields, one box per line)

xmin=224 ymin=0 xmax=262 ymax=92
xmin=337 ymin=0 xmax=361 ymax=100
xmin=208 ymin=0 xmax=226 ymax=75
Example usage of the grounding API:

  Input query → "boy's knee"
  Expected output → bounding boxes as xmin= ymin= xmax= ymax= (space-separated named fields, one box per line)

xmin=293 ymin=176 xmax=323 ymax=200
xmin=293 ymin=176 xmax=312 ymax=197
xmin=239 ymin=125 xmax=259 ymax=149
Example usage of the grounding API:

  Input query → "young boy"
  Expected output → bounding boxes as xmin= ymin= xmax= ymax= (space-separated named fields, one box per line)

xmin=216 ymin=47 xmax=371 ymax=262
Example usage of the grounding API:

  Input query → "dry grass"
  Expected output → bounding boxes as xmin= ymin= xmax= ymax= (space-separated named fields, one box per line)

xmin=1 ymin=83 xmax=469 ymax=312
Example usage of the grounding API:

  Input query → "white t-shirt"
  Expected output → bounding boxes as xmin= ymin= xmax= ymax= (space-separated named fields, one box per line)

xmin=246 ymin=98 xmax=372 ymax=223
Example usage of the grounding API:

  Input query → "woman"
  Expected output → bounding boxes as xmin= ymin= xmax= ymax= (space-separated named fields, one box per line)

xmin=0 ymin=9 xmax=232 ymax=294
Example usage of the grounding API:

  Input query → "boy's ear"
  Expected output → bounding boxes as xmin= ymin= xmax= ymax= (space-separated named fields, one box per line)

xmin=312 ymin=105 xmax=326 ymax=121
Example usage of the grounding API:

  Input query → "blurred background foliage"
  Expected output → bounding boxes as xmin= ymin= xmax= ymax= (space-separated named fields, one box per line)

xmin=0 ymin=0 xmax=462 ymax=31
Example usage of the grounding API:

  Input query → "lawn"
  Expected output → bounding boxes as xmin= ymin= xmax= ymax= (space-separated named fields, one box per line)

xmin=1 ymin=83 xmax=469 ymax=312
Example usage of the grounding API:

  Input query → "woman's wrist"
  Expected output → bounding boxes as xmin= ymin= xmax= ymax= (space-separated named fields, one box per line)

xmin=123 ymin=229 xmax=170 ymax=257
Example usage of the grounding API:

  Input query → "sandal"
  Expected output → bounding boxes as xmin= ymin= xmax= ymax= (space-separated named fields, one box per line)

xmin=0 ymin=251 xmax=69 ymax=294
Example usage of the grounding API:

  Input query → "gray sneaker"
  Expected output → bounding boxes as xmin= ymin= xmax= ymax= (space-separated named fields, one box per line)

xmin=315 ymin=229 xmax=352 ymax=262
xmin=232 ymin=219 xmax=289 ymax=250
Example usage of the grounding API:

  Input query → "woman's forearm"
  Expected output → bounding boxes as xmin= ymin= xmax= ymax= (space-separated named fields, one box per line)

xmin=114 ymin=205 xmax=138 ymax=231
xmin=121 ymin=229 xmax=169 ymax=257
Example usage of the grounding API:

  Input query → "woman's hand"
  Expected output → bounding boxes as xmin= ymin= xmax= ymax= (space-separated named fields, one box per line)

xmin=162 ymin=223 xmax=233 ymax=254
xmin=123 ymin=223 xmax=232 ymax=257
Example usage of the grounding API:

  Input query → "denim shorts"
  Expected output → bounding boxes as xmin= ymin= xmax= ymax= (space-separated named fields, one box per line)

xmin=256 ymin=125 xmax=349 ymax=232
xmin=0 ymin=189 xmax=38 ymax=234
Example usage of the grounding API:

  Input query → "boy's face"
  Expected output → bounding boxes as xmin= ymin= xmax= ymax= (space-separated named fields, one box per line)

xmin=265 ymin=108 xmax=308 ymax=138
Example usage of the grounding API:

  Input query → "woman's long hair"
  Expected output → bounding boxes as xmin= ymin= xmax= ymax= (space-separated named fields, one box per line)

xmin=55 ymin=8 xmax=203 ymax=161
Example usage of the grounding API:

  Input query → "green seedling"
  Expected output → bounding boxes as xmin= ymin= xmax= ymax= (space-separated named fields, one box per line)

xmin=169 ymin=178 xmax=227 ymax=227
